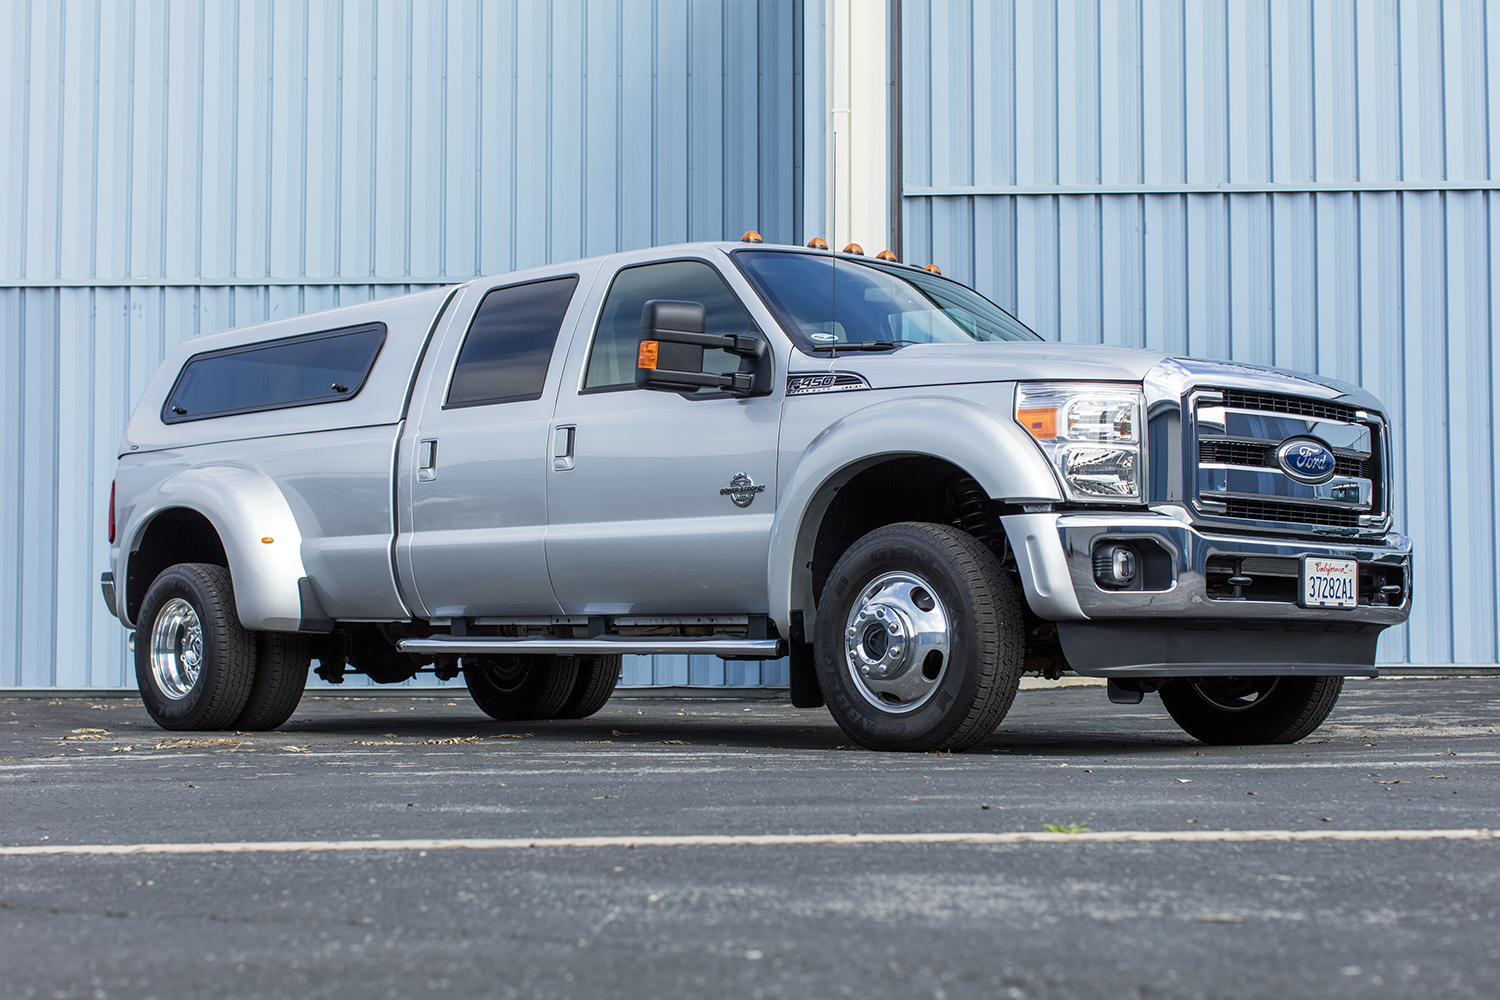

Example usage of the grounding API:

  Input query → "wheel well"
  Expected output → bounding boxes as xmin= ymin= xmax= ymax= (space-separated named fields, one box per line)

xmin=126 ymin=508 xmax=229 ymax=622
xmin=809 ymin=457 xmax=1010 ymax=605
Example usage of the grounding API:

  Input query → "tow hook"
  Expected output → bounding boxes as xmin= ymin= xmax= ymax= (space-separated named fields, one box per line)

xmin=1107 ymin=678 xmax=1163 ymax=705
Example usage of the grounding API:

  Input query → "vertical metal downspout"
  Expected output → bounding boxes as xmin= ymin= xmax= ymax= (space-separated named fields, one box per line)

xmin=890 ymin=0 xmax=903 ymax=261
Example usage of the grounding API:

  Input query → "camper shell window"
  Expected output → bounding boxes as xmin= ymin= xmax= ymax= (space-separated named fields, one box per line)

xmin=161 ymin=323 xmax=386 ymax=423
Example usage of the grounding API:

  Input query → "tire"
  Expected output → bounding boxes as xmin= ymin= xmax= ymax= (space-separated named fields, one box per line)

xmin=232 ymin=632 xmax=311 ymax=731
xmin=463 ymin=654 xmax=580 ymax=721
xmin=135 ymin=563 xmax=257 ymax=731
xmin=1159 ymin=675 xmax=1344 ymax=745
xmin=814 ymin=522 xmax=1024 ymax=752
xmin=554 ymin=655 xmax=621 ymax=719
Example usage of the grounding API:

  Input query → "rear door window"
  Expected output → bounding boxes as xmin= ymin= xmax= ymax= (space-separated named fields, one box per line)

xmin=446 ymin=276 xmax=580 ymax=408
xmin=162 ymin=323 xmax=385 ymax=423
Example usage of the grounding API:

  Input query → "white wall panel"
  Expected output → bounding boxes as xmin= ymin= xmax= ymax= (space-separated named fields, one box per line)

xmin=1 ymin=0 xmax=807 ymax=689
xmin=903 ymin=0 xmax=1500 ymax=666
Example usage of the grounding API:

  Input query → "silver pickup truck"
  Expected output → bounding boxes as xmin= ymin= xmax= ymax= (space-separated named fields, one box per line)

xmin=103 ymin=239 xmax=1412 ymax=752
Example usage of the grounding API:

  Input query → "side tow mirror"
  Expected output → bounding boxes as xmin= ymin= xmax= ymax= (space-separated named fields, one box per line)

xmin=635 ymin=299 xmax=772 ymax=397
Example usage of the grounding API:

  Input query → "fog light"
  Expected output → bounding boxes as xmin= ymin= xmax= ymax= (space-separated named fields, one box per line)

xmin=1093 ymin=544 xmax=1138 ymax=590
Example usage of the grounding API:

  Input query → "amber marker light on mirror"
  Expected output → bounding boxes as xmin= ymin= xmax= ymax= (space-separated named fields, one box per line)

xmin=1016 ymin=408 xmax=1058 ymax=440
xmin=876 ymin=250 xmax=898 ymax=261
xmin=806 ymin=237 xmax=828 ymax=249
xmin=741 ymin=231 xmax=764 ymax=243
xmin=842 ymin=243 xmax=865 ymax=255
xmin=638 ymin=340 xmax=660 ymax=369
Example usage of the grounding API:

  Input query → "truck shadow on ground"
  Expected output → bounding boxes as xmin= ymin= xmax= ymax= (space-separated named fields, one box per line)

xmin=277 ymin=709 xmax=1200 ymax=757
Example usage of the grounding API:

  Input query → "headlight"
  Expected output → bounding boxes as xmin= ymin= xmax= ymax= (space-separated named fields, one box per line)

xmin=1016 ymin=383 xmax=1144 ymax=503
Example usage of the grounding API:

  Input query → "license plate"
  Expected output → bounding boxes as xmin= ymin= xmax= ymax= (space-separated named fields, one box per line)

xmin=1301 ymin=557 xmax=1358 ymax=609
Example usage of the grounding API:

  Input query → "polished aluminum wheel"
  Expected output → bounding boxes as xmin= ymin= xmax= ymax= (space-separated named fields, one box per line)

xmin=843 ymin=571 xmax=950 ymax=714
xmin=149 ymin=597 xmax=204 ymax=700
xmin=1190 ymin=676 xmax=1280 ymax=712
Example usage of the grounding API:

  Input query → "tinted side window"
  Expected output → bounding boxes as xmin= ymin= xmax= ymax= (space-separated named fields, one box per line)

xmin=446 ymin=276 xmax=579 ymax=408
xmin=584 ymin=260 xmax=752 ymax=390
xmin=162 ymin=324 xmax=385 ymax=423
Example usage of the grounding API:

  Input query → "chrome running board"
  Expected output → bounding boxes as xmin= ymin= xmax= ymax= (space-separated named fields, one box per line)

xmin=397 ymin=635 xmax=786 ymax=659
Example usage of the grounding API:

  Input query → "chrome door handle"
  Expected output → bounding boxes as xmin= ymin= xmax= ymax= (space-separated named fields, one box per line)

xmin=552 ymin=425 xmax=576 ymax=471
xmin=417 ymin=438 xmax=438 ymax=482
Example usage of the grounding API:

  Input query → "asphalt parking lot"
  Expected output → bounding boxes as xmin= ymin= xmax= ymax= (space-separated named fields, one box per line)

xmin=2 ymin=676 xmax=1497 ymax=1000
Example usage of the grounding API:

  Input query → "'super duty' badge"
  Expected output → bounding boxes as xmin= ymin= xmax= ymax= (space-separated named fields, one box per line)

xmin=721 ymin=473 xmax=766 ymax=508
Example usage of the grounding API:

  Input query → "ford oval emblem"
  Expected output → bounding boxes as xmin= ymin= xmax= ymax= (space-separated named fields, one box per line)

xmin=1276 ymin=437 xmax=1338 ymax=484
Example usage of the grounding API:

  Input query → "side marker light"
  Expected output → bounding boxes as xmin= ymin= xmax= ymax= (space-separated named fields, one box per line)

xmin=1016 ymin=408 xmax=1058 ymax=440
xmin=261 ymin=537 xmax=275 ymax=544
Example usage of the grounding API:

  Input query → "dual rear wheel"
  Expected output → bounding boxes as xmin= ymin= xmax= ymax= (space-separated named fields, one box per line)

xmin=135 ymin=563 xmax=308 ymax=732
xmin=463 ymin=654 xmax=621 ymax=721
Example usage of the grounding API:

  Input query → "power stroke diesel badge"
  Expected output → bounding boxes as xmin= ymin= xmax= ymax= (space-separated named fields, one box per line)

xmin=721 ymin=473 xmax=767 ymax=508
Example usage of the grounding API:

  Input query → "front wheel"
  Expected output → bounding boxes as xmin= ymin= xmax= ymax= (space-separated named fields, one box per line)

xmin=1158 ymin=675 xmax=1344 ymax=745
xmin=135 ymin=563 xmax=257 ymax=731
xmin=813 ymin=522 xmax=1024 ymax=752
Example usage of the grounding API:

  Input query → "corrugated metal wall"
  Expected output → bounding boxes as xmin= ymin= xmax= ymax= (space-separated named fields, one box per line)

xmin=901 ymin=0 xmax=1499 ymax=667
xmin=0 ymin=0 xmax=804 ymax=689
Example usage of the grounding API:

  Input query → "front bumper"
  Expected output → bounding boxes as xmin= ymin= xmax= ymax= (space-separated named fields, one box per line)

xmin=1002 ymin=511 xmax=1412 ymax=677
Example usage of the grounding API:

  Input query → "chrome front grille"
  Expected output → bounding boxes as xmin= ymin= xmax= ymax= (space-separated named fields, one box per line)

xmin=1191 ymin=388 xmax=1387 ymax=533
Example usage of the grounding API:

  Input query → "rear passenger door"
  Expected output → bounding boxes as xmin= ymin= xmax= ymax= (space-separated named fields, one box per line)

xmin=398 ymin=274 xmax=588 ymax=619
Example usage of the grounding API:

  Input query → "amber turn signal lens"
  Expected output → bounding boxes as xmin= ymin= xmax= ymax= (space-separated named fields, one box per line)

xmin=842 ymin=243 xmax=865 ymax=255
xmin=261 ymin=536 xmax=275 ymax=544
xmin=923 ymin=263 xmax=942 ymax=274
xmin=637 ymin=340 xmax=659 ymax=370
xmin=741 ymin=230 xmax=764 ymax=243
xmin=1016 ymin=408 xmax=1058 ymax=440
xmin=876 ymin=250 xmax=897 ymax=261
xmin=806 ymin=237 xmax=828 ymax=249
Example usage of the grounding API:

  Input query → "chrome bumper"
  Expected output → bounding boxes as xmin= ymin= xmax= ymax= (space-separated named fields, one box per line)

xmin=1002 ymin=511 xmax=1412 ymax=677
xmin=1003 ymin=511 xmax=1411 ymax=624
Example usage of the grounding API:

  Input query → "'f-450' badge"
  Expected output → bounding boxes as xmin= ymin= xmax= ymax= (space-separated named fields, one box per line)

xmin=721 ymin=473 xmax=766 ymax=508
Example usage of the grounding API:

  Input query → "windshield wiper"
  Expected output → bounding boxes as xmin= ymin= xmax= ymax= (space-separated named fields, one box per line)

xmin=806 ymin=340 xmax=917 ymax=352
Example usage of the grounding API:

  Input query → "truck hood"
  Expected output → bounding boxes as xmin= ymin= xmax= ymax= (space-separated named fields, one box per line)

xmin=790 ymin=342 xmax=1166 ymax=387
xmin=789 ymin=342 xmax=1388 ymax=415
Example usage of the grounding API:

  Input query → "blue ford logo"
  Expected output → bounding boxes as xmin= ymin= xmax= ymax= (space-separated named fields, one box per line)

xmin=1276 ymin=438 xmax=1337 ymax=484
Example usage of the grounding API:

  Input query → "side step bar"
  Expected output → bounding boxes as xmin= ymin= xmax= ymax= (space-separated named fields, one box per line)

xmin=397 ymin=635 xmax=786 ymax=659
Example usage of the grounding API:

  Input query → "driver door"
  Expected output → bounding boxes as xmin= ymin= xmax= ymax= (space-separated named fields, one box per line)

xmin=545 ymin=256 xmax=784 ymax=615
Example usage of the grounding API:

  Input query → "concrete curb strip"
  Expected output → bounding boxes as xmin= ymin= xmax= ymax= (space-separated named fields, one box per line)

xmin=1 ymin=829 xmax=1493 ymax=857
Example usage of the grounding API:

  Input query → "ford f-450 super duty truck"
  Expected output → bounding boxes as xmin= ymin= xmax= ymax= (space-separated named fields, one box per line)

xmin=102 ymin=240 xmax=1412 ymax=752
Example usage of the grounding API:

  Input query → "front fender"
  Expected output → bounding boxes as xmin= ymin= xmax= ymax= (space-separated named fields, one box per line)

xmin=768 ymin=393 xmax=1062 ymax=635
xmin=120 ymin=465 xmax=318 ymax=631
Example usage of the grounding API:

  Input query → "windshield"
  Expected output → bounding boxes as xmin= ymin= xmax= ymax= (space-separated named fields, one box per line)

xmin=734 ymin=250 xmax=1040 ymax=351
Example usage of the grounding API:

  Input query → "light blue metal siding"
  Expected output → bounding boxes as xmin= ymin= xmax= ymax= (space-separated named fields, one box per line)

xmin=903 ymin=0 xmax=1499 ymax=666
xmin=1 ymin=0 xmax=805 ymax=689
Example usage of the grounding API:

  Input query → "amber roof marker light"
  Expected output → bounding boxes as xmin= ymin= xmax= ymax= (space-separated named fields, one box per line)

xmin=741 ymin=231 xmax=764 ymax=243
xmin=806 ymin=237 xmax=828 ymax=249
xmin=876 ymin=250 xmax=898 ymax=261
xmin=842 ymin=243 xmax=865 ymax=255
xmin=923 ymin=263 xmax=942 ymax=274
